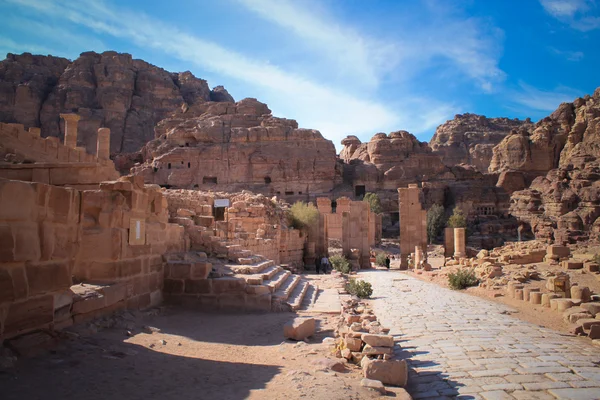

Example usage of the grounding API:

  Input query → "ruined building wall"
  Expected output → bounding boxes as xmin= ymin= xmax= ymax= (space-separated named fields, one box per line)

xmin=0 ymin=176 xmax=186 ymax=341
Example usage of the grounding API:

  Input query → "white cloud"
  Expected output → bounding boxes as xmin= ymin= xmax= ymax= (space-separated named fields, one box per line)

xmin=548 ymin=46 xmax=584 ymax=61
xmin=236 ymin=0 xmax=399 ymax=90
xmin=512 ymin=82 xmax=581 ymax=111
xmin=540 ymin=0 xmax=600 ymax=31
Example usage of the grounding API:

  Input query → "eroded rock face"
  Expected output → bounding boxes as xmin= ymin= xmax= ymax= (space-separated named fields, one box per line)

xmin=0 ymin=53 xmax=70 ymax=129
xmin=132 ymin=98 xmax=339 ymax=196
xmin=430 ymin=113 xmax=532 ymax=173
xmin=0 ymin=51 xmax=235 ymax=159
xmin=508 ymin=88 xmax=600 ymax=243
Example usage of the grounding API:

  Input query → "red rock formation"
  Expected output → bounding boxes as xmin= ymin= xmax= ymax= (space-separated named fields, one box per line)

xmin=132 ymin=98 xmax=340 ymax=197
xmin=0 ymin=51 xmax=234 ymax=159
xmin=430 ymin=113 xmax=532 ymax=173
xmin=508 ymin=88 xmax=600 ymax=243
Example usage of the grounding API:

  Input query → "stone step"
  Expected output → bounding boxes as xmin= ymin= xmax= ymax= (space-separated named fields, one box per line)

xmin=265 ymin=270 xmax=291 ymax=293
xmin=286 ymin=280 xmax=310 ymax=311
xmin=227 ymin=260 xmax=274 ymax=275
xmin=273 ymin=274 xmax=301 ymax=301
xmin=261 ymin=264 xmax=282 ymax=280
xmin=235 ymin=274 xmax=263 ymax=285
xmin=299 ymin=283 xmax=319 ymax=310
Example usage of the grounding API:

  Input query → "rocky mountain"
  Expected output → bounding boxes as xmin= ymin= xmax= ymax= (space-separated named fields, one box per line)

xmin=430 ymin=113 xmax=533 ymax=173
xmin=0 ymin=51 xmax=234 ymax=156
xmin=507 ymin=87 xmax=600 ymax=243
xmin=131 ymin=97 xmax=340 ymax=197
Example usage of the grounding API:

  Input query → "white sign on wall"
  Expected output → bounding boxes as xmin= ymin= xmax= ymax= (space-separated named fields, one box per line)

xmin=214 ymin=199 xmax=230 ymax=208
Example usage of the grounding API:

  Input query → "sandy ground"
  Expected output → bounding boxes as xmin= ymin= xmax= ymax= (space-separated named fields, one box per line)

xmin=0 ymin=274 xmax=402 ymax=400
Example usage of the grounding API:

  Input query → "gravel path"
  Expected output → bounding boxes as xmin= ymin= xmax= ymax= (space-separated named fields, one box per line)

xmin=359 ymin=270 xmax=600 ymax=400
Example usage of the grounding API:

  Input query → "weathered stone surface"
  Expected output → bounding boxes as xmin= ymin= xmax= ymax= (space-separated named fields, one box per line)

xmin=283 ymin=317 xmax=315 ymax=340
xmin=344 ymin=336 xmax=362 ymax=352
xmin=430 ymin=113 xmax=532 ymax=173
xmin=361 ymin=333 xmax=394 ymax=348
xmin=132 ymin=97 xmax=338 ymax=196
xmin=311 ymin=357 xmax=346 ymax=372
xmin=506 ymin=87 xmax=600 ymax=243
xmin=360 ymin=378 xmax=386 ymax=394
xmin=362 ymin=359 xmax=408 ymax=387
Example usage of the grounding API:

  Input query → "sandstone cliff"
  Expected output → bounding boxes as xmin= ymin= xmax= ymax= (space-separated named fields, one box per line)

xmin=430 ymin=113 xmax=532 ymax=173
xmin=0 ymin=51 xmax=234 ymax=157
xmin=508 ymin=87 xmax=600 ymax=243
xmin=131 ymin=98 xmax=340 ymax=197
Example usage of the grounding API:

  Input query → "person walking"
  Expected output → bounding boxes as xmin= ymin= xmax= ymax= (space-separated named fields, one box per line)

xmin=321 ymin=255 xmax=330 ymax=273
xmin=315 ymin=255 xmax=321 ymax=275
xmin=385 ymin=255 xmax=390 ymax=270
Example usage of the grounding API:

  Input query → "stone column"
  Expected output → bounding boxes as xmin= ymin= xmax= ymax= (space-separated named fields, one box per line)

xmin=414 ymin=246 xmax=423 ymax=269
xmin=60 ymin=113 xmax=81 ymax=149
xmin=97 ymin=127 xmax=111 ymax=160
xmin=444 ymin=227 xmax=455 ymax=257
xmin=453 ymin=227 xmax=466 ymax=258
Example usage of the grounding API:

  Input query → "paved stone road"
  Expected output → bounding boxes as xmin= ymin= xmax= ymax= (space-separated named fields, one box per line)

xmin=360 ymin=270 xmax=600 ymax=400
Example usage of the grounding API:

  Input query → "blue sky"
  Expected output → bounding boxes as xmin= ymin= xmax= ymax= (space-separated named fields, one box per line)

xmin=1 ymin=0 xmax=599 ymax=149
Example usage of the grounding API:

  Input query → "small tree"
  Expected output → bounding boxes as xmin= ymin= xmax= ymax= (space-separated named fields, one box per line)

xmin=427 ymin=204 xmax=446 ymax=243
xmin=447 ymin=206 xmax=467 ymax=228
xmin=375 ymin=251 xmax=387 ymax=267
xmin=288 ymin=201 xmax=319 ymax=230
xmin=363 ymin=192 xmax=383 ymax=214
xmin=330 ymin=254 xmax=352 ymax=274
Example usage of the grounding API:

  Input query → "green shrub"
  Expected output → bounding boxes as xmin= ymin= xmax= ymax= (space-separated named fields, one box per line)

xmin=593 ymin=254 xmax=600 ymax=264
xmin=427 ymin=204 xmax=446 ymax=243
xmin=346 ymin=279 xmax=373 ymax=298
xmin=375 ymin=252 xmax=387 ymax=267
xmin=288 ymin=201 xmax=319 ymax=230
xmin=448 ymin=269 xmax=479 ymax=290
xmin=363 ymin=192 xmax=383 ymax=214
xmin=447 ymin=207 xmax=467 ymax=228
xmin=330 ymin=254 xmax=352 ymax=274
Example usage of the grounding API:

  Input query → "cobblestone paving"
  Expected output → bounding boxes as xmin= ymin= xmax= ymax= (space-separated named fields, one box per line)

xmin=360 ymin=270 xmax=600 ymax=400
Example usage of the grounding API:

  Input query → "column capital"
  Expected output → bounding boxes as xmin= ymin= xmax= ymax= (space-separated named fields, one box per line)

xmin=60 ymin=113 xmax=81 ymax=122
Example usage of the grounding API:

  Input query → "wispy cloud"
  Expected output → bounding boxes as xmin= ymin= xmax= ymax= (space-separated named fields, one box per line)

xmin=547 ymin=46 xmax=584 ymax=61
xmin=512 ymin=81 xmax=581 ymax=111
xmin=540 ymin=0 xmax=600 ymax=31
xmin=236 ymin=0 xmax=398 ymax=90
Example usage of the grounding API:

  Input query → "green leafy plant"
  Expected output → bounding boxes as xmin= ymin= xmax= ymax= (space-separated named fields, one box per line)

xmin=592 ymin=254 xmax=600 ymax=264
xmin=447 ymin=206 xmax=467 ymax=228
xmin=346 ymin=279 xmax=373 ymax=298
xmin=375 ymin=252 xmax=387 ymax=267
xmin=363 ymin=192 xmax=383 ymax=214
xmin=448 ymin=268 xmax=479 ymax=290
xmin=288 ymin=201 xmax=319 ymax=230
xmin=330 ymin=254 xmax=352 ymax=274
xmin=427 ymin=204 xmax=446 ymax=243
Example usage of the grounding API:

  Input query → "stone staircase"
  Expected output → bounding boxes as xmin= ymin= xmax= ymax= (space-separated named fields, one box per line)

xmin=223 ymin=256 xmax=315 ymax=311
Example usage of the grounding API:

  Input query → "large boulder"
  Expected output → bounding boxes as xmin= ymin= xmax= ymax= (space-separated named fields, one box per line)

xmin=362 ymin=359 xmax=408 ymax=387
xmin=283 ymin=317 xmax=315 ymax=340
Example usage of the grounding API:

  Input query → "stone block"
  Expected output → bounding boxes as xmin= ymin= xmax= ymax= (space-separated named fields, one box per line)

xmin=345 ymin=336 xmax=362 ymax=352
xmin=361 ymin=333 xmax=394 ymax=348
xmin=72 ymin=294 xmax=105 ymax=315
xmin=547 ymin=245 xmax=570 ymax=259
xmin=589 ymin=324 xmax=600 ymax=340
xmin=4 ymin=295 xmax=54 ymax=336
xmin=25 ymin=262 xmax=71 ymax=296
xmin=523 ymin=287 xmax=540 ymax=302
xmin=578 ymin=318 xmax=600 ymax=330
xmin=245 ymin=293 xmax=272 ymax=311
xmin=530 ymin=291 xmax=543 ymax=305
xmin=360 ymin=378 xmax=386 ymax=394
xmin=570 ymin=286 xmax=591 ymax=302
xmin=362 ymin=344 xmax=393 ymax=356
xmin=283 ymin=317 xmax=315 ymax=340
xmin=580 ymin=302 xmax=600 ymax=317
xmin=184 ymin=279 xmax=212 ymax=294
xmin=218 ymin=292 xmax=247 ymax=311
xmin=514 ymin=289 xmax=524 ymax=301
xmin=562 ymin=260 xmax=583 ymax=270
xmin=98 ymin=283 xmax=126 ymax=306
xmin=551 ymin=298 xmax=574 ymax=312
xmin=13 ymin=223 xmax=41 ymax=262
xmin=191 ymin=262 xmax=211 ymax=279
xmin=168 ymin=262 xmax=191 ymax=279
xmin=362 ymin=359 xmax=408 ymax=387
xmin=211 ymin=277 xmax=246 ymax=294
xmin=163 ymin=279 xmax=184 ymax=294
xmin=585 ymin=262 xmax=599 ymax=273
xmin=0 ymin=225 xmax=15 ymax=263
xmin=0 ymin=180 xmax=36 ymax=222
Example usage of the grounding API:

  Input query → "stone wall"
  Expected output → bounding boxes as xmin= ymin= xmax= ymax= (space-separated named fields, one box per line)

xmin=0 ymin=176 xmax=186 ymax=341
xmin=0 ymin=121 xmax=119 ymax=188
